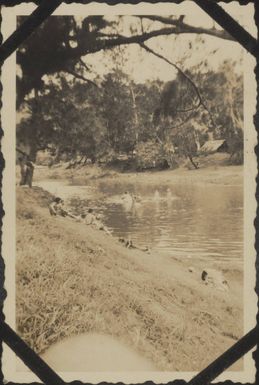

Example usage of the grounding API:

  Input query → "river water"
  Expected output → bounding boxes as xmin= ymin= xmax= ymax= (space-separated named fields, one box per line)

xmin=36 ymin=178 xmax=243 ymax=263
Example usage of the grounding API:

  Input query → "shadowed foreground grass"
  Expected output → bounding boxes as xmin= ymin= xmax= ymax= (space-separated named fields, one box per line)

xmin=16 ymin=186 xmax=243 ymax=371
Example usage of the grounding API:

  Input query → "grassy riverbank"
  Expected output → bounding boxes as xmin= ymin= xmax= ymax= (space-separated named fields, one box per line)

xmin=16 ymin=185 xmax=243 ymax=371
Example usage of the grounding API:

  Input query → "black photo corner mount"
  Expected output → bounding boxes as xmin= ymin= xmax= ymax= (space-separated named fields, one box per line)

xmin=0 ymin=0 xmax=258 ymax=384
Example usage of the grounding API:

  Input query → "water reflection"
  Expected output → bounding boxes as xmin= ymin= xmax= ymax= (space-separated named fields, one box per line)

xmin=98 ymin=181 xmax=243 ymax=262
xmin=36 ymin=179 xmax=243 ymax=263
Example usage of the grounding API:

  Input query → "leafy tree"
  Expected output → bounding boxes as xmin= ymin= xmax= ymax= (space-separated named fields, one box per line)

xmin=173 ymin=125 xmax=202 ymax=169
xmin=17 ymin=56 xmax=243 ymax=170
xmin=192 ymin=60 xmax=243 ymax=163
xmin=133 ymin=80 xmax=164 ymax=143
xmin=18 ymin=70 xmax=161 ymax=164
xmin=16 ymin=15 xmax=243 ymax=174
xmin=155 ymin=59 xmax=243 ymax=166
xmin=101 ymin=71 xmax=135 ymax=154
xmin=17 ymin=76 xmax=107 ymax=162
xmin=17 ymin=15 xmax=235 ymax=107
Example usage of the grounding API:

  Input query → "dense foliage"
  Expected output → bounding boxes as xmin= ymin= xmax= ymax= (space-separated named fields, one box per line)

xmin=17 ymin=58 xmax=243 ymax=169
xmin=16 ymin=16 xmax=243 ymax=170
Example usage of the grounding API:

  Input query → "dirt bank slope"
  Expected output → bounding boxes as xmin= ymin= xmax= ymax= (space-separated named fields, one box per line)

xmin=16 ymin=186 xmax=242 ymax=371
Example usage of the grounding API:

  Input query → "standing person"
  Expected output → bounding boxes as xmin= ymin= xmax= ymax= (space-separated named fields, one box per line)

xmin=18 ymin=156 xmax=27 ymax=186
xmin=122 ymin=191 xmax=134 ymax=211
xmin=25 ymin=160 xmax=34 ymax=188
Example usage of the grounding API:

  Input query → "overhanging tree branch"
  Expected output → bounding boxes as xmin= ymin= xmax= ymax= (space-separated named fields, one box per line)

xmin=73 ymin=27 xmax=194 ymax=56
xmin=139 ymin=15 xmax=235 ymax=42
xmin=140 ymin=42 xmax=216 ymax=127
xmin=16 ymin=14 xmax=245 ymax=103
xmin=140 ymin=44 xmax=201 ymax=109
xmin=79 ymin=58 xmax=91 ymax=72
xmin=63 ymin=68 xmax=99 ymax=88
xmin=70 ymin=19 xmax=237 ymax=59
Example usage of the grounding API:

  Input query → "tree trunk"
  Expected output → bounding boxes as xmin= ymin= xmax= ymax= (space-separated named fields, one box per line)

xmin=130 ymin=86 xmax=139 ymax=144
xmin=194 ymin=131 xmax=201 ymax=151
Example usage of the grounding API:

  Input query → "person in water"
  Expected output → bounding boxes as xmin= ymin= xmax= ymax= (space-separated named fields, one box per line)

xmin=122 ymin=191 xmax=131 ymax=201
xmin=166 ymin=188 xmax=172 ymax=200
xmin=122 ymin=191 xmax=141 ymax=207
xmin=154 ymin=190 xmax=160 ymax=200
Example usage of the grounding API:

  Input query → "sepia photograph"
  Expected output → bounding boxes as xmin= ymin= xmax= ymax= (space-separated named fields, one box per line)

xmin=1 ymin=2 xmax=257 ymax=383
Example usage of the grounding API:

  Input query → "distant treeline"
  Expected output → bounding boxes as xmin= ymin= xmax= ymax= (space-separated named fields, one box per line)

xmin=17 ymin=60 xmax=243 ymax=170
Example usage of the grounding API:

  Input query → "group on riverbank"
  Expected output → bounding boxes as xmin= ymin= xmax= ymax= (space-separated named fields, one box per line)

xmin=48 ymin=195 xmax=150 ymax=251
xmin=16 ymin=185 xmax=243 ymax=371
xmin=49 ymin=197 xmax=112 ymax=235
xmin=48 ymin=194 xmax=231 ymax=291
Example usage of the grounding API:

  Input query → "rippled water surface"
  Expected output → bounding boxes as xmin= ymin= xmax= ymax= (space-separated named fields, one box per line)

xmin=97 ymin=182 xmax=243 ymax=262
xmin=37 ymin=179 xmax=243 ymax=263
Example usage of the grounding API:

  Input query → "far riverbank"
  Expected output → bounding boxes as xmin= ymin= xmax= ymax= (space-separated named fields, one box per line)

xmin=32 ymin=161 xmax=243 ymax=188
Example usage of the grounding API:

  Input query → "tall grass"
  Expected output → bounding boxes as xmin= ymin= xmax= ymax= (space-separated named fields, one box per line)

xmin=16 ymin=187 xmax=243 ymax=371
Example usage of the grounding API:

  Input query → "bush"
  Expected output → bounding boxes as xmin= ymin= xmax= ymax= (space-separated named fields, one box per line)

xmin=135 ymin=140 xmax=171 ymax=171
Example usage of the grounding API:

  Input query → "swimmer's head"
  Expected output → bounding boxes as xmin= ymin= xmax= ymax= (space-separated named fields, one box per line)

xmin=54 ymin=197 xmax=62 ymax=203
xmin=81 ymin=213 xmax=86 ymax=219
xmin=88 ymin=208 xmax=93 ymax=213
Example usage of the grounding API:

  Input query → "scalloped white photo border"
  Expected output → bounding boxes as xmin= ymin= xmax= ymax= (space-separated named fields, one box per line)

xmin=1 ymin=1 xmax=257 ymax=383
